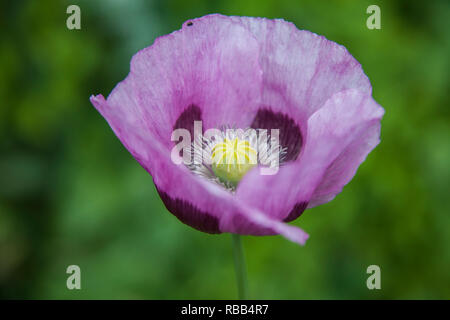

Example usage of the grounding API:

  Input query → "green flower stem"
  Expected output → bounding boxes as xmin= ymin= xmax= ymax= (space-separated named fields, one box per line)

xmin=231 ymin=233 xmax=248 ymax=299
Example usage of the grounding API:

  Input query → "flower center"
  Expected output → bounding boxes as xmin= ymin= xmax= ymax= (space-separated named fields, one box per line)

xmin=187 ymin=127 xmax=286 ymax=192
xmin=211 ymin=137 xmax=258 ymax=187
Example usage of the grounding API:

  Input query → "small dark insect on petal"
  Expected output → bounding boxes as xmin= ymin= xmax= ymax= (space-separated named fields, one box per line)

xmin=186 ymin=21 xmax=193 ymax=26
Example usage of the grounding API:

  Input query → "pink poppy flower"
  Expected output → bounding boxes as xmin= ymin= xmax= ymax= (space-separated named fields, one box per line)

xmin=90 ymin=14 xmax=384 ymax=245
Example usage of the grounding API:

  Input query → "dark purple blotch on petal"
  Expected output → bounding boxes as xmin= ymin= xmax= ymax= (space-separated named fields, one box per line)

xmin=173 ymin=104 xmax=202 ymax=159
xmin=251 ymin=108 xmax=303 ymax=161
xmin=156 ymin=187 xmax=221 ymax=234
xmin=283 ymin=201 xmax=308 ymax=222
xmin=173 ymin=104 xmax=202 ymax=137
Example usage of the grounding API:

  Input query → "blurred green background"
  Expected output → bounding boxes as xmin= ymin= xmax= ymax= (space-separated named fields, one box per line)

xmin=1 ymin=0 xmax=449 ymax=299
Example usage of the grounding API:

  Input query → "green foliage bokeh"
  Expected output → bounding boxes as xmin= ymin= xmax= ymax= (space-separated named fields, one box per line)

xmin=0 ymin=0 xmax=449 ymax=299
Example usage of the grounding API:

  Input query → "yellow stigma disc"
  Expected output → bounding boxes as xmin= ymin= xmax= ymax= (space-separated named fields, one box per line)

xmin=211 ymin=138 xmax=257 ymax=186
